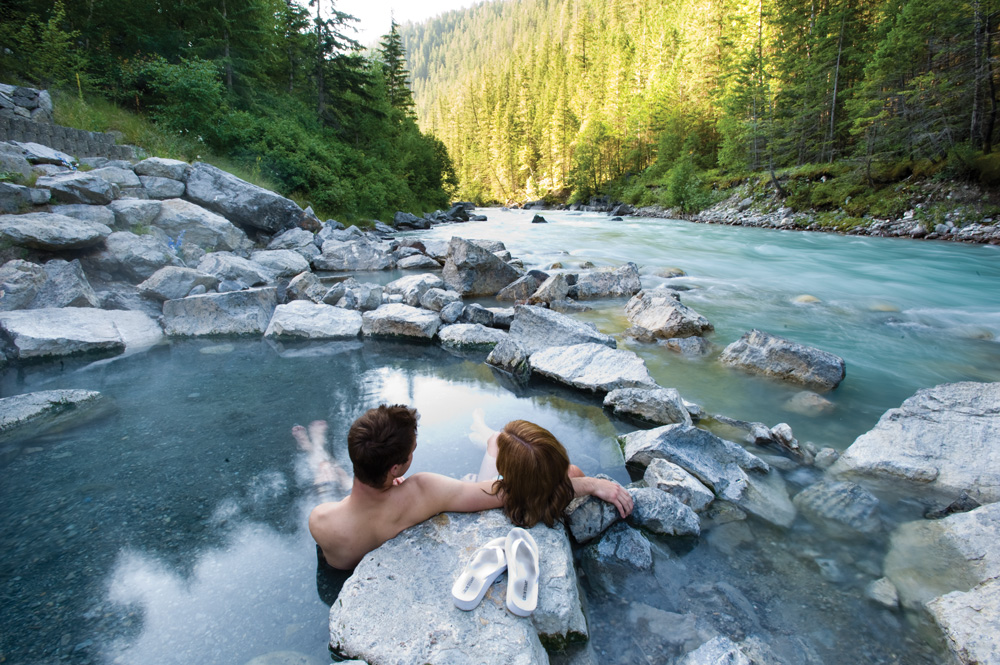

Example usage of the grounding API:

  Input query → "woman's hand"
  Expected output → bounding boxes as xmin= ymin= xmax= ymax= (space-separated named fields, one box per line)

xmin=572 ymin=476 xmax=634 ymax=518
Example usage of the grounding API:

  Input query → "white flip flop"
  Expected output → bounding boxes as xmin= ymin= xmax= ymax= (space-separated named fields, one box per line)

xmin=504 ymin=527 xmax=539 ymax=616
xmin=451 ymin=536 xmax=507 ymax=611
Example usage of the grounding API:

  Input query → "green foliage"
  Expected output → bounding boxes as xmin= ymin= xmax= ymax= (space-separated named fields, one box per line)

xmin=0 ymin=172 xmax=22 ymax=183
xmin=0 ymin=1 xmax=87 ymax=87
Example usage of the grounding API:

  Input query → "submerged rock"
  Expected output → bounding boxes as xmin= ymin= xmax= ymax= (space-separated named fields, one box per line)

xmin=604 ymin=387 xmax=692 ymax=426
xmin=529 ymin=343 xmax=655 ymax=393
xmin=927 ymin=576 xmax=1000 ymax=665
xmin=792 ymin=481 xmax=882 ymax=538
xmin=719 ymin=329 xmax=845 ymax=391
xmin=624 ymin=289 xmax=713 ymax=340
xmin=0 ymin=389 xmax=112 ymax=443
xmin=163 ymin=287 xmax=278 ymax=336
xmin=508 ymin=305 xmax=616 ymax=355
xmin=581 ymin=522 xmax=651 ymax=594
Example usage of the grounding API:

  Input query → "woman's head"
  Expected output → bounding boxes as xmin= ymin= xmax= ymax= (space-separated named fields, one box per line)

xmin=493 ymin=420 xmax=574 ymax=528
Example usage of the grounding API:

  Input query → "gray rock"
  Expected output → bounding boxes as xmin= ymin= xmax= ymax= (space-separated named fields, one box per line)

xmin=163 ymin=287 xmax=278 ymax=336
xmin=488 ymin=307 xmax=515 ymax=329
xmin=313 ymin=238 xmax=394 ymax=271
xmin=582 ymin=522 xmax=652 ymax=584
xmin=508 ymin=305 xmax=616 ymax=355
xmin=267 ymin=227 xmax=316 ymax=253
xmin=108 ymin=199 xmax=162 ymax=231
xmin=49 ymin=204 xmax=116 ymax=228
xmin=529 ymin=273 xmax=575 ymax=304
xmin=373 ymin=221 xmax=394 ymax=235
xmin=197 ymin=253 xmax=275 ymax=287
xmin=531 ymin=214 xmax=547 ymax=224
xmin=442 ymin=237 xmax=522 ymax=296
xmin=419 ymin=287 xmax=461 ymax=311
xmin=329 ymin=510 xmax=584 ymax=662
xmin=338 ymin=282 xmax=383 ymax=312
xmin=439 ymin=301 xmax=464 ymax=324
xmin=250 ymin=249 xmax=310 ymax=278
xmin=497 ymin=270 xmax=549 ymax=302
xmin=87 ymin=231 xmax=182 ymax=282
xmin=36 ymin=172 xmax=118 ymax=205
xmin=720 ymin=329 xmax=845 ymax=391
xmin=361 ymin=303 xmax=440 ymax=339
xmin=0 ymin=308 xmax=162 ymax=360
xmin=89 ymin=166 xmax=141 ymax=190
xmin=0 ymin=146 xmax=32 ymax=181
xmin=529 ymin=343 xmax=655 ymax=392
xmin=813 ymin=447 xmax=839 ymax=469
xmin=486 ymin=338 xmax=531 ymax=382
xmin=793 ymin=481 xmax=881 ymax=538
xmin=574 ymin=263 xmax=641 ymax=300
xmin=11 ymin=142 xmax=74 ymax=166
xmin=622 ymin=425 xmax=795 ymax=527
xmin=138 ymin=266 xmax=220 ymax=301
xmin=829 ymin=382 xmax=1000 ymax=503
xmin=469 ymin=239 xmax=506 ymax=253
xmin=153 ymin=199 xmax=252 ymax=254
xmin=264 ymin=301 xmax=362 ymax=339
xmin=139 ymin=175 xmax=186 ymax=199
xmin=663 ymin=336 xmax=714 ymax=356
xmin=677 ymin=636 xmax=751 ymax=665
xmin=438 ymin=323 xmax=507 ymax=348
xmin=885 ymin=502 xmax=1000 ymax=610
xmin=565 ymin=489 xmax=621 ymax=544
xmin=33 ymin=259 xmax=99 ymax=308
xmin=0 ymin=389 xmax=113 ymax=444
xmin=625 ymin=289 xmax=713 ymax=339
xmin=865 ymin=577 xmax=899 ymax=609
xmin=643 ymin=458 xmax=715 ymax=512
xmin=0 ymin=182 xmax=34 ymax=213
xmin=392 ymin=211 xmax=427 ymax=228
xmin=396 ymin=253 xmax=440 ymax=269
xmin=783 ymin=390 xmax=836 ymax=416
xmin=318 ymin=225 xmax=363 ymax=245
xmin=0 ymin=212 xmax=111 ymax=250
xmin=926 ymin=576 xmax=1000 ymax=665
xmin=549 ymin=298 xmax=591 ymax=314
xmin=421 ymin=239 xmax=450 ymax=261
xmin=384 ymin=273 xmax=444 ymax=307
xmin=627 ymin=486 xmax=701 ymax=536
xmin=460 ymin=302 xmax=494 ymax=326
xmin=133 ymin=157 xmax=190 ymax=181
xmin=184 ymin=162 xmax=303 ymax=233
xmin=285 ymin=271 xmax=327 ymax=303
xmin=604 ymin=387 xmax=693 ymax=426
xmin=0 ymin=259 xmax=46 ymax=310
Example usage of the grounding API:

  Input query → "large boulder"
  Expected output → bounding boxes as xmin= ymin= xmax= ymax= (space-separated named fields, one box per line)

xmin=528 ymin=273 xmax=575 ymax=304
xmin=927 ymin=576 xmax=1000 ymax=665
xmin=627 ymin=487 xmax=701 ymax=537
xmin=624 ymin=289 xmax=713 ymax=340
xmin=184 ymin=162 xmax=304 ymax=233
xmin=508 ymin=305 xmax=616 ymax=355
xmin=313 ymin=238 xmax=394 ymax=271
xmin=396 ymin=253 xmax=441 ymax=270
xmin=163 ymin=287 xmax=278 ymax=336
xmin=138 ymin=266 xmax=220 ymax=301
xmin=0 ymin=212 xmax=111 ymax=250
xmin=134 ymin=157 xmax=190 ymax=181
xmin=0 ymin=389 xmax=113 ymax=444
xmin=604 ymin=387 xmax=692 ymax=426
xmin=196 ymin=253 xmax=276 ymax=287
xmin=139 ymin=175 xmax=186 ymax=199
xmin=329 ymin=510 xmax=585 ymax=662
xmin=108 ymin=199 xmax=163 ymax=231
xmin=622 ymin=424 xmax=795 ymax=527
xmin=643 ymin=458 xmax=715 ymax=512
xmin=438 ymin=323 xmax=507 ymax=349
xmin=883 ymin=502 xmax=1000 ymax=610
xmin=153 ymin=199 xmax=253 ymax=254
xmin=486 ymin=338 xmax=531 ymax=382
xmin=393 ymin=211 xmax=430 ymax=229
xmin=719 ymin=329 xmax=845 ymax=391
xmin=361 ymin=304 xmax=440 ymax=339
xmin=0 ymin=308 xmax=162 ymax=360
xmin=88 ymin=166 xmax=142 ymax=193
xmin=250 ymin=249 xmax=310 ymax=278
xmin=0 ymin=259 xmax=47 ymax=310
xmin=33 ymin=259 xmax=100 ymax=308
xmin=49 ymin=203 xmax=116 ymax=228
xmin=266 ymin=227 xmax=320 ymax=262
xmin=264 ymin=301 xmax=362 ymax=339
xmin=35 ymin=172 xmax=118 ymax=205
xmin=10 ymin=141 xmax=74 ymax=166
xmin=384 ymin=273 xmax=445 ymax=307
xmin=86 ymin=231 xmax=183 ymax=282
xmin=529 ymin=343 xmax=656 ymax=393
xmin=574 ymin=263 xmax=642 ymax=300
xmin=829 ymin=382 xmax=1000 ymax=504
xmin=442 ymin=237 xmax=522 ymax=296
xmin=419 ymin=287 xmax=461 ymax=312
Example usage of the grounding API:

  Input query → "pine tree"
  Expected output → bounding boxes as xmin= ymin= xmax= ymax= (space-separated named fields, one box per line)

xmin=378 ymin=18 xmax=416 ymax=115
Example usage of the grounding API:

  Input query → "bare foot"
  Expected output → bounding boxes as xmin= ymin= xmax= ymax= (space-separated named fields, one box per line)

xmin=292 ymin=425 xmax=313 ymax=452
xmin=308 ymin=420 xmax=328 ymax=449
xmin=468 ymin=408 xmax=494 ymax=449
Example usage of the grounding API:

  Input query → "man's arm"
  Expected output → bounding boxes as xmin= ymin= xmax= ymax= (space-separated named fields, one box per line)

xmin=571 ymin=476 xmax=634 ymax=518
xmin=405 ymin=472 xmax=504 ymax=518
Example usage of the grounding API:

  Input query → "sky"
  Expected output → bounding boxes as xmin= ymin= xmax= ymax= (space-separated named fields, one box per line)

xmin=333 ymin=0 xmax=482 ymax=47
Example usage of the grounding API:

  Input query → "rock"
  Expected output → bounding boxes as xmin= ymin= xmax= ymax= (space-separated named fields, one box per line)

xmin=250 ymin=249 xmax=310 ymax=278
xmin=267 ymin=227 xmax=317 ymax=255
xmin=663 ymin=337 xmax=714 ymax=356
xmin=318 ymin=225 xmax=362 ymax=245
xmin=865 ymin=577 xmax=899 ymax=609
xmin=0 ymin=259 xmax=47 ymax=310
xmin=153 ymin=199 xmax=253 ymax=254
xmin=604 ymin=387 xmax=693 ymax=426
xmin=49 ymin=204 xmax=116 ymax=228
xmin=0 ymin=212 xmax=111 ymax=250
xmin=197 ymin=253 xmax=275 ymax=288
xmin=35 ymin=172 xmax=117 ymax=205
xmin=0 ymin=308 xmax=162 ymax=360
xmin=33 ymin=259 xmax=99 ymax=308
xmin=883 ymin=502 xmax=1000 ymax=609
xmin=0 ymin=146 xmax=32 ymax=181
xmin=497 ymin=270 xmax=549 ymax=301
xmin=643 ymin=458 xmax=715 ymax=512
xmin=528 ymin=273 xmax=575 ymax=304
xmin=184 ymin=162 xmax=303 ymax=233
xmin=361 ymin=304 xmax=440 ymax=339
xmin=418 ymin=287 xmax=461 ymax=312
xmin=285 ymin=271 xmax=327 ymax=303
xmin=927 ymin=576 xmax=1000 ymax=665
xmin=313 ymin=238 xmax=394 ymax=271
xmin=656 ymin=267 xmax=687 ymax=278
xmin=108 ymin=199 xmax=162 ymax=230
xmin=446 ymin=203 xmax=470 ymax=221
xmin=581 ymin=522 xmax=652 ymax=593
xmin=627 ymin=487 xmax=700 ymax=537
xmin=421 ymin=239 xmax=450 ymax=260
xmin=134 ymin=157 xmax=190 ymax=181
xmin=439 ymin=301 xmax=464 ymax=324
xmin=329 ymin=510 xmax=584 ymax=662
xmin=139 ymin=175 xmax=186 ymax=199
xmin=397 ymin=254 xmax=440 ymax=269
xmin=564 ymin=476 xmax=623 ymax=544
xmin=529 ymin=343 xmax=656 ymax=393
xmin=793 ymin=294 xmax=821 ymax=304
xmin=549 ymin=299 xmax=591 ymax=313
xmin=486 ymin=338 xmax=531 ymax=382
xmin=460 ymin=302 xmax=494 ymax=327
xmin=373 ymin=220 xmax=394 ymax=235
xmin=163 ymin=287 xmax=277 ymax=336
xmin=442 ymin=237 xmax=522 ymax=296
xmin=138 ymin=266 xmax=219 ymax=301
xmin=623 ymin=425 xmax=796 ymax=527
xmin=264 ymin=301 xmax=362 ymax=339
xmin=508 ymin=305 xmax=616 ymax=355
xmin=719 ymin=329 xmax=846 ymax=391
xmin=11 ymin=141 xmax=75 ymax=166
xmin=438 ymin=323 xmax=507 ymax=348
xmin=531 ymin=214 xmax=547 ymax=224
xmin=87 ymin=231 xmax=182 ymax=282
xmin=792 ymin=481 xmax=882 ymax=538
xmin=393 ymin=211 xmax=429 ymax=229
xmin=625 ymin=289 xmax=713 ymax=340
xmin=0 ymin=183 xmax=34 ymax=213
xmin=88 ymin=166 xmax=141 ymax=192
xmin=783 ymin=390 xmax=835 ymax=416
xmin=0 ymin=389 xmax=113 ymax=444
xmin=488 ymin=307 xmax=515 ymax=329
xmin=813 ymin=447 xmax=839 ymax=469
xmin=609 ymin=203 xmax=634 ymax=217
xmin=384 ymin=273 xmax=444 ymax=307
xmin=830 ymin=382 xmax=1000 ymax=503
xmin=677 ymin=636 xmax=750 ymax=665
xmin=334 ymin=281 xmax=383 ymax=312
xmin=574 ymin=263 xmax=642 ymax=300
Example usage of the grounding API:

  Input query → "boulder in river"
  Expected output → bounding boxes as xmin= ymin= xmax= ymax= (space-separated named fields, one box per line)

xmin=418 ymin=287 xmax=461 ymax=312
xmin=829 ymin=382 xmax=1000 ymax=504
xmin=264 ymin=301 xmax=362 ymax=339
xmin=163 ymin=287 xmax=278 ymax=336
xmin=719 ymin=329 xmax=845 ymax=391
xmin=626 ymin=486 xmax=701 ymax=537
xmin=574 ymin=263 xmax=642 ymax=300
xmin=604 ymin=387 xmax=693 ymax=427
xmin=508 ymin=304 xmax=616 ymax=355
xmin=361 ymin=303 xmax=440 ymax=339
xmin=0 ymin=212 xmax=111 ymax=250
xmin=442 ymin=237 xmax=522 ymax=296
xmin=485 ymin=338 xmax=531 ymax=382
xmin=926 ymin=576 xmax=1000 ymax=665
xmin=643 ymin=458 xmax=715 ymax=512
xmin=184 ymin=162 xmax=304 ymax=233
xmin=529 ymin=343 xmax=656 ymax=393
xmin=792 ymin=481 xmax=882 ymax=538
xmin=497 ymin=270 xmax=549 ymax=302
xmin=565 ymin=477 xmax=623 ymax=544
xmin=384 ymin=273 xmax=444 ymax=307
xmin=0 ymin=308 xmax=162 ymax=360
xmin=0 ymin=389 xmax=113 ymax=444
xmin=438 ymin=323 xmax=507 ymax=349
xmin=624 ymin=289 xmax=713 ymax=340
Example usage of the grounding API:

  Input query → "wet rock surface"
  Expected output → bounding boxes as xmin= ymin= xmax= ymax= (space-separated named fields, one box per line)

xmin=442 ymin=236 xmax=522 ymax=296
xmin=264 ymin=301 xmax=362 ymax=339
xmin=361 ymin=303 xmax=441 ymax=339
xmin=624 ymin=289 xmax=713 ymax=340
xmin=719 ymin=329 xmax=846 ymax=391
xmin=163 ymin=287 xmax=278 ymax=336
xmin=529 ymin=343 xmax=656 ymax=393
xmin=604 ymin=386 xmax=693 ymax=426
xmin=508 ymin=305 xmax=616 ymax=355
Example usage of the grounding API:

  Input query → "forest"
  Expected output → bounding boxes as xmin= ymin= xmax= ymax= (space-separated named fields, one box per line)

xmin=402 ymin=0 xmax=1000 ymax=210
xmin=0 ymin=0 xmax=456 ymax=220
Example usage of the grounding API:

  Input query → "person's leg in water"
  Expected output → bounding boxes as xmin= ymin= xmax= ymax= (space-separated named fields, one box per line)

xmin=466 ymin=409 xmax=584 ymax=482
xmin=292 ymin=420 xmax=351 ymax=496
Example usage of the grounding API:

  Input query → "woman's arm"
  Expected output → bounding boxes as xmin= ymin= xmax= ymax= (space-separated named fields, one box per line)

xmin=570 ymin=475 xmax=634 ymax=518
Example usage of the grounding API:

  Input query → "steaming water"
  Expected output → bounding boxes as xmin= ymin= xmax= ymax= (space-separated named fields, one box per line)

xmin=1 ymin=210 xmax=996 ymax=664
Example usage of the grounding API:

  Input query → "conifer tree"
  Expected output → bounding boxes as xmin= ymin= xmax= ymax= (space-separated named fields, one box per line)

xmin=378 ymin=18 xmax=416 ymax=115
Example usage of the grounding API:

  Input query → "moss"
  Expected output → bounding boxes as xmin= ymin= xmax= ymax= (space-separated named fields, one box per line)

xmin=972 ymin=153 xmax=1000 ymax=187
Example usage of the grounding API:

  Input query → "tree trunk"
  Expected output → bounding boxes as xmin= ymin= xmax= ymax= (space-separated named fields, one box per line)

xmin=222 ymin=0 xmax=233 ymax=91
xmin=828 ymin=13 xmax=845 ymax=163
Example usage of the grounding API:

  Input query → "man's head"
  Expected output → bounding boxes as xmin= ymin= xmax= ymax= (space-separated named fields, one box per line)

xmin=347 ymin=404 xmax=419 ymax=488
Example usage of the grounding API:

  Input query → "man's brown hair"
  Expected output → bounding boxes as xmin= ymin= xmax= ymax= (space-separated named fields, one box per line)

xmin=493 ymin=420 xmax=574 ymax=528
xmin=347 ymin=404 xmax=419 ymax=487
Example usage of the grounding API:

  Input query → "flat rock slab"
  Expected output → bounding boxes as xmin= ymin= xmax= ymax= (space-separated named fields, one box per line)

xmin=830 ymin=382 xmax=1000 ymax=504
xmin=329 ymin=510 xmax=586 ymax=664
xmin=313 ymin=238 xmax=394 ymax=271
xmin=361 ymin=303 xmax=440 ymax=339
xmin=184 ymin=162 xmax=303 ymax=233
xmin=604 ymin=387 xmax=693 ymax=426
xmin=0 ymin=212 xmax=111 ymax=250
xmin=264 ymin=301 xmax=362 ymax=339
xmin=35 ymin=172 xmax=117 ymax=205
xmin=163 ymin=287 xmax=278 ymax=336
xmin=927 ymin=576 xmax=1000 ymax=665
xmin=509 ymin=305 xmax=616 ymax=355
xmin=0 ymin=389 xmax=113 ymax=443
xmin=153 ymin=199 xmax=252 ymax=254
xmin=438 ymin=323 xmax=507 ymax=348
xmin=529 ymin=343 xmax=655 ymax=393
xmin=719 ymin=329 xmax=845 ymax=391
xmin=0 ymin=308 xmax=162 ymax=360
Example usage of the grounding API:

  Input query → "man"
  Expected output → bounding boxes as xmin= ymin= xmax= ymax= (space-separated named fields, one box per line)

xmin=296 ymin=404 xmax=632 ymax=572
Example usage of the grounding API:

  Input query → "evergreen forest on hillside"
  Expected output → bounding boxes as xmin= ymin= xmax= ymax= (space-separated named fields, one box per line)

xmin=402 ymin=0 xmax=1000 ymax=210
xmin=0 ymin=1 xmax=455 ymax=221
